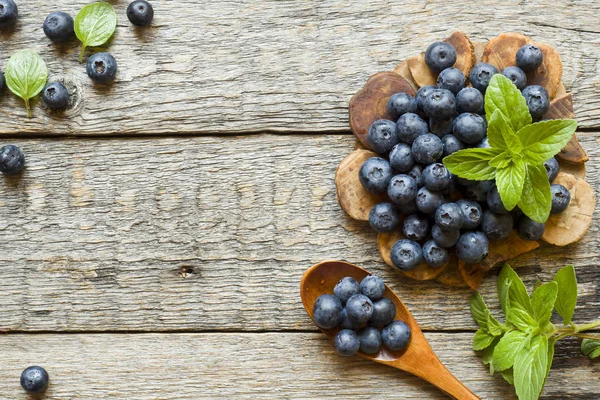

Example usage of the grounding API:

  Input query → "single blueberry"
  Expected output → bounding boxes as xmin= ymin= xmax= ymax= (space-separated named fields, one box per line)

xmin=456 ymin=87 xmax=484 ymax=114
xmin=422 ymin=240 xmax=449 ymax=267
xmin=425 ymin=42 xmax=457 ymax=73
xmin=435 ymin=202 xmax=464 ymax=230
xmin=453 ymin=113 xmax=487 ymax=144
xmin=43 ymin=11 xmax=74 ymax=43
xmin=429 ymin=118 xmax=453 ymax=137
xmin=456 ymin=199 xmax=483 ymax=229
xmin=389 ymin=143 xmax=414 ymax=173
xmin=20 ymin=366 xmax=49 ymax=394
xmin=87 ymin=52 xmax=118 ymax=84
xmin=412 ymin=134 xmax=443 ymax=165
xmin=437 ymin=67 xmax=465 ymax=95
xmin=357 ymin=326 xmax=382 ymax=354
xmin=402 ymin=213 xmax=430 ymax=241
xmin=335 ymin=329 xmax=360 ymax=356
xmin=387 ymin=92 xmax=417 ymax=120
xmin=346 ymin=294 xmax=374 ymax=324
xmin=487 ymin=185 xmax=510 ymax=214
xmin=359 ymin=157 xmax=393 ymax=194
xmin=387 ymin=174 xmax=418 ymax=205
xmin=369 ymin=298 xmax=396 ymax=327
xmin=127 ymin=0 xmax=154 ymax=26
xmin=502 ymin=66 xmax=527 ymax=90
xmin=333 ymin=277 xmax=360 ymax=305
xmin=544 ymin=157 xmax=559 ymax=182
xmin=42 ymin=82 xmax=69 ymax=109
xmin=407 ymin=164 xmax=424 ymax=188
xmin=423 ymin=163 xmax=451 ymax=191
xmin=441 ymin=134 xmax=464 ymax=157
xmin=456 ymin=231 xmax=489 ymax=264
xmin=340 ymin=308 xmax=363 ymax=330
xmin=367 ymin=119 xmax=399 ymax=154
xmin=481 ymin=210 xmax=514 ymax=240
xmin=0 ymin=0 xmax=18 ymax=28
xmin=0 ymin=144 xmax=25 ymax=175
xmin=466 ymin=180 xmax=493 ymax=203
xmin=431 ymin=225 xmax=460 ymax=248
xmin=516 ymin=44 xmax=543 ymax=72
xmin=522 ymin=85 xmax=550 ymax=120
xmin=469 ymin=63 xmax=499 ymax=93
xmin=422 ymin=88 xmax=457 ymax=121
xmin=369 ymin=202 xmax=400 ymax=233
xmin=550 ymin=184 xmax=571 ymax=214
xmin=360 ymin=275 xmax=385 ymax=301
xmin=390 ymin=239 xmax=423 ymax=271
xmin=518 ymin=216 xmax=545 ymax=241
xmin=381 ymin=321 xmax=411 ymax=351
xmin=511 ymin=206 xmax=524 ymax=222
xmin=416 ymin=85 xmax=436 ymax=114
xmin=313 ymin=294 xmax=342 ymax=329
xmin=396 ymin=113 xmax=429 ymax=144
xmin=415 ymin=187 xmax=445 ymax=214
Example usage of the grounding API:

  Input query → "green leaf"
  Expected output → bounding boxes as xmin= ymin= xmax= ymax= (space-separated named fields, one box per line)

xmin=443 ymin=148 xmax=502 ymax=180
xmin=514 ymin=335 xmax=549 ymax=400
xmin=487 ymin=313 xmax=505 ymax=336
xmin=75 ymin=2 xmax=117 ymax=62
xmin=519 ymin=120 xmax=578 ymax=165
xmin=543 ymin=339 xmax=556 ymax=389
xmin=5 ymin=50 xmax=48 ymax=118
xmin=581 ymin=339 xmax=600 ymax=360
xmin=493 ymin=330 xmax=528 ymax=371
xmin=489 ymin=151 xmax=513 ymax=169
xmin=487 ymin=109 xmax=522 ymax=151
xmin=498 ymin=264 xmax=533 ymax=315
xmin=518 ymin=164 xmax=552 ymax=223
xmin=495 ymin=159 xmax=526 ymax=211
xmin=474 ymin=328 xmax=496 ymax=351
xmin=553 ymin=265 xmax=578 ymax=325
xmin=485 ymin=74 xmax=532 ymax=133
xmin=501 ymin=368 xmax=515 ymax=385
xmin=508 ymin=306 xmax=538 ymax=330
xmin=531 ymin=282 xmax=558 ymax=329
xmin=470 ymin=292 xmax=490 ymax=329
xmin=482 ymin=338 xmax=500 ymax=374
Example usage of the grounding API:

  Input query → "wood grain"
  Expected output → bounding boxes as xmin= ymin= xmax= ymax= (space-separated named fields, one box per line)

xmin=0 ymin=134 xmax=598 ymax=332
xmin=0 ymin=1 xmax=599 ymax=134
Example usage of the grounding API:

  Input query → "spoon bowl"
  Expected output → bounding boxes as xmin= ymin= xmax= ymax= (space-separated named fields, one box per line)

xmin=300 ymin=260 xmax=480 ymax=400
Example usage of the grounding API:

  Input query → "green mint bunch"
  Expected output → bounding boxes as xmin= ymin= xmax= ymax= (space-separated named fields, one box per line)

xmin=444 ymin=75 xmax=577 ymax=223
xmin=471 ymin=264 xmax=600 ymax=400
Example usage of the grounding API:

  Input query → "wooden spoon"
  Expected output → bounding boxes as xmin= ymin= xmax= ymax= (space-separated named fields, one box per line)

xmin=300 ymin=260 xmax=480 ymax=400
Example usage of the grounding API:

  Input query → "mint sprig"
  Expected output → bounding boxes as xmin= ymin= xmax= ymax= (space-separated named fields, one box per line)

xmin=75 ymin=2 xmax=117 ymax=63
xmin=471 ymin=264 xmax=600 ymax=400
xmin=444 ymin=74 xmax=577 ymax=223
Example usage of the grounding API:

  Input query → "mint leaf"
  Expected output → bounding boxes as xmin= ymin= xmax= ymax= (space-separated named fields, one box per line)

xmin=474 ymin=328 xmax=496 ymax=351
xmin=443 ymin=148 xmax=501 ymax=180
xmin=543 ymin=339 xmax=556 ymax=389
xmin=489 ymin=151 xmax=512 ymax=169
xmin=519 ymin=120 xmax=577 ymax=165
xmin=485 ymin=74 xmax=532 ymax=133
xmin=501 ymin=368 xmax=515 ymax=385
xmin=553 ymin=265 xmax=577 ymax=325
xmin=483 ymin=338 xmax=500 ymax=374
xmin=581 ymin=339 xmax=600 ymax=360
xmin=487 ymin=313 xmax=505 ymax=336
xmin=498 ymin=264 xmax=533 ymax=315
xmin=531 ymin=282 xmax=558 ymax=329
xmin=514 ymin=334 xmax=549 ymax=400
xmin=493 ymin=330 xmax=528 ymax=371
xmin=487 ymin=109 xmax=522 ymax=151
xmin=5 ymin=50 xmax=48 ymax=118
xmin=470 ymin=291 xmax=490 ymax=329
xmin=75 ymin=2 xmax=117 ymax=62
xmin=518 ymin=164 xmax=552 ymax=223
xmin=508 ymin=306 xmax=538 ymax=330
xmin=495 ymin=159 xmax=526 ymax=211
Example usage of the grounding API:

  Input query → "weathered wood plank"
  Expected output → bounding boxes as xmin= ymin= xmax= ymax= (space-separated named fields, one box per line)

xmin=0 ymin=1 xmax=599 ymax=134
xmin=0 ymin=332 xmax=597 ymax=399
xmin=0 ymin=134 xmax=598 ymax=331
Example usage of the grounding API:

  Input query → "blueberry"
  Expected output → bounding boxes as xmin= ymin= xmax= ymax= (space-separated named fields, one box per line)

xmin=429 ymin=118 xmax=453 ymax=137
xmin=390 ymin=239 xmax=423 ymax=271
xmin=387 ymin=92 xmax=417 ymax=120
xmin=466 ymin=180 xmax=493 ymax=203
xmin=387 ymin=174 xmax=418 ymax=205
xmin=476 ymin=137 xmax=490 ymax=149
xmin=87 ymin=52 xmax=118 ymax=84
xmin=367 ymin=119 xmax=399 ymax=154
xmin=425 ymin=42 xmax=457 ymax=73
xmin=482 ymin=210 xmax=514 ymax=240
xmin=412 ymin=134 xmax=443 ymax=165
xmin=518 ymin=216 xmax=545 ymax=241
xmin=422 ymin=240 xmax=449 ymax=267
xmin=340 ymin=308 xmax=363 ymax=330
xmin=333 ymin=277 xmax=360 ymax=305
xmin=389 ymin=143 xmax=414 ymax=173
xmin=544 ymin=157 xmax=559 ymax=182
xmin=369 ymin=203 xmax=400 ymax=233
xmin=42 ymin=82 xmax=69 ymax=109
xmin=431 ymin=225 xmax=460 ymax=248
xmin=0 ymin=0 xmax=18 ymax=28
xmin=357 ymin=326 xmax=382 ymax=354
xmin=335 ymin=329 xmax=360 ymax=356
xmin=441 ymin=134 xmax=464 ymax=157
xmin=423 ymin=163 xmax=451 ymax=191
xmin=0 ymin=144 xmax=25 ymax=175
xmin=437 ymin=67 xmax=465 ymax=95
xmin=456 ymin=231 xmax=489 ymax=263
xmin=456 ymin=199 xmax=483 ymax=229
xmin=510 ymin=206 xmax=524 ymax=222
xmin=487 ymin=185 xmax=509 ymax=214
xmin=502 ymin=66 xmax=527 ymax=90
xmin=369 ymin=298 xmax=396 ymax=327
xmin=422 ymin=88 xmax=456 ymax=121
xmin=43 ymin=11 xmax=74 ymax=43
xmin=435 ymin=202 xmax=464 ymax=230
xmin=127 ymin=0 xmax=154 ymax=26
xmin=381 ymin=321 xmax=411 ymax=351
xmin=415 ymin=187 xmax=445 ymax=214
xmin=416 ymin=85 xmax=436 ymax=114
xmin=396 ymin=113 xmax=428 ymax=144
xmin=516 ymin=44 xmax=543 ymax=72
xmin=397 ymin=200 xmax=418 ymax=216
xmin=20 ymin=366 xmax=49 ymax=394
xmin=360 ymin=275 xmax=385 ymax=301
xmin=402 ymin=213 xmax=430 ymax=241
xmin=456 ymin=87 xmax=484 ymax=114
xmin=550 ymin=184 xmax=571 ymax=214
xmin=469 ymin=62 xmax=499 ymax=93
xmin=313 ymin=294 xmax=342 ymax=329
xmin=407 ymin=164 xmax=424 ymax=188
xmin=522 ymin=85 xmax=550 ymax=120
xmin=453 ymin=113 xmax=487 ymax=144
xmin=359 ymin=157 xmax=393 ymax=194
xmin=346 ymin=294 xmax=374 ymax=324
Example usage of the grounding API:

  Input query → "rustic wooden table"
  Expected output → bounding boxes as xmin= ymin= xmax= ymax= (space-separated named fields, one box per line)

xmin=0 ymin=1 xmax=598 ymax=399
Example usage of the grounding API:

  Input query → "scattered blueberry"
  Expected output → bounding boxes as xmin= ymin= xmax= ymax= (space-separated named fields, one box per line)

xmin=412 ymin=134 xmax=443 ymax=164
xmin=390 ymin=239 xmax=423 ymax=271
xmin=456 ymin=231 xmax=489 ymax=263
xmin=367 ymin=119 xmax=399 ymax=154
xmin=481 ymin=210 xmax=514 ymax=240
xmin=466 ymin=180 xmax=493 ymax=203
xmin=313 ymin=294 xmax=342 ymax=329
xmin=518 ymin=216 xmax=545 ymax=241
xmin=425 ymin=42 xmax=456 ymax=73
xmin=429 ymin=118 xmax=454 ymax=137
xmin=359 ymin=157 xmax=393 ymax=194
xmin=469 ymin=62 xmax=499 ymax=93
xmin=335 ymin=329 xmax=360 ymax=356
xmin=550 ymin=184 xmax=570 ymax=214
xmin=456 ymin=87 xmax=484 ymax=114
xmin=403 ymin=213 xmax=430 ymax=241
xmin=389 ymin=143 xmax=414 ymax=173
xmin=369 ymin=202 xmax=400 ymax=233
xmin=487 ymin=185 xmax=509 ymax=214
xmin=437 ymin=67 xmax=465 ymax=95
xmin=423 ymin=163 xmax=451 ymax=191
xmin=333 ymin=277 xmax=360 ymax=305
xmin=516 ymin=44 xmax=543 ymax=72
xmin=453 ymin=113 xmax=487 ymax=144
xmin=387 ymin=92 xmax=417 ymax=120
xmin=435 ymin=202 xmax=464 ymax=230
xmin=407 ymin=165 xmax=424 ymax=188
xmin=43 ymin=11 xmax=74 ymax=43
xmin=416 ymin=85 xmax=436 ymax=114
xmin=340 ymin=308 xmax=363 ymax=330
xmin=415 ymin=187 xmax=445 ymax=214
xmin=502 ymin=66 xmax=527 ymax=90
xmin=0 ymin=0 xmax=18 ymax=28
xmin=544 ymin=157 xmax=559 ymax=182
xmin=127 ymin=0 xmax=154 ymax=27
xmin=360 ymin=275 xmax=386 ymax=301
xmin=0 ymin=144 xmax=25 ymax=175
xmin=396 ymin=113 xmax=429 ymax=144
xmin=369 ymin=298 xmax=396 ymax=327
xmin=422 ymin=88 xmax=456 ymax=121
xmin=522 ymin=85 xmax=550 ymax=120
xmin=441 ymin=134 xmax=464 ymax=157
xmin=431 ymin=224 xmax=460 ymax=248
xmin=86 ymin=52 xmax=118 ymax=84
xmin=387 ymin=174 xmax=418 ymax=205
xmin=20 ymin=366 xmax=49 ymax=394
xmin=422 ymin=240 xmax=449 ymax=267
xmin=456 ymin=199 xmax=483 ymax=229
xmin=381 ymin=321 xmax=411 ymax=351
xmin=42 ymin=82 xmax=69 ymax=109
xmin=346 ymin=294 xmax=374 ymax=324
xmin=357 ymin=326 xmax=382 ymax=354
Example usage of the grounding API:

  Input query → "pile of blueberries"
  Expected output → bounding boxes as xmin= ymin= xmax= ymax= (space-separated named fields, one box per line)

xmin=360 ymin=41 xmax=571 ymax=271
xmin=313 ymin=275 xmax=411 ymax=356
